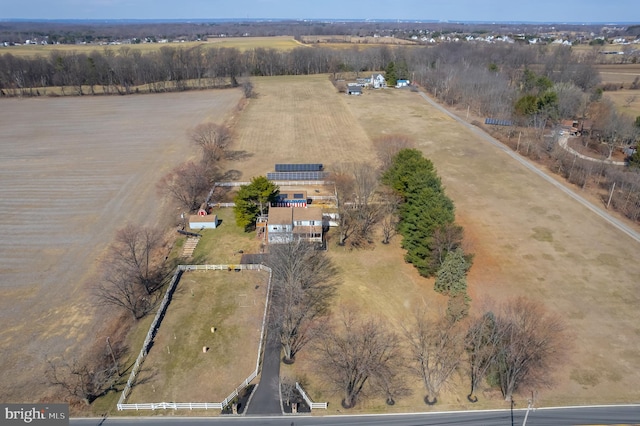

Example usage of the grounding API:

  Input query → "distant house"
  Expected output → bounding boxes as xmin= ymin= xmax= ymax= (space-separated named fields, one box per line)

xmin=371 ymin=74 xmax=386 ymax=89
xmin=266 ymin=207 xmax=323 ymax=244
xmin=559 ymin=120 xmax=579 ymax=136
xmin=346 ymin=85 xmax=363 ymax=95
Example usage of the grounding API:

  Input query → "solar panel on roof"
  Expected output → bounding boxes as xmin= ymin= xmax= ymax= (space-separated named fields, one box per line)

xmin=275 ymin=164 xmax=323 ymax=172
xmin=267 ymin=171 xmax=329 ymax=180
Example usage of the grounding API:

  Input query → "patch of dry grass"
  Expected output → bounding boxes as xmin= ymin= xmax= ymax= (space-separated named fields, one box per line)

xmin=127 ymin=269 xmax=268 ymax=403
xmin=234 ymin=77 xmax=640 ymax=409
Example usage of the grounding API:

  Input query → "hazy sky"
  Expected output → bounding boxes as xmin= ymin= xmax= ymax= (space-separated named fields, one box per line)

xmin=2 ymin=0 xmax=638 ymax=23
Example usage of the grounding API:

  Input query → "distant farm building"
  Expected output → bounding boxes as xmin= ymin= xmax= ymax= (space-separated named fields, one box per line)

xmin=346 ymin=85 xmax=363 ymax=95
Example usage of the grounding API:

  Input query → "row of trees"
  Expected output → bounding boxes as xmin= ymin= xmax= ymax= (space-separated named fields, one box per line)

xmin=314 ymin=297 xmax=569 ymax=408
xmin=46 ymin=224 xmax=171 ymax=405
xmin=0 ymin=42 xmax=600 ymax=100
xmin=382 ymin=149 xmax=472 ymax=320
xmin=0 ymin=44 xmax=403 ymax=95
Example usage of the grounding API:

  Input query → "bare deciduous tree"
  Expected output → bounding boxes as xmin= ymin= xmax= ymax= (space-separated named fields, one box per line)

xmin=332 ymin=163 xmax=382 ymax=248
xmin=45 ymin=354 xmax=119 ymax=405
xmin=94 ymin=268 xmax=152 ymax=320
xmin=279 ymin=376 xmax=297 ymax=407
xmin=189 ymin=122 xmax=232 ymax=165
xmin=373 ymin=134 xmax=415 ymax=172
xmin=157 ymin=161 xmax=211 ymax=212
xmin=268 ymin=240 xmax=338 ymax=363
xmin=404 ymin=310 xmax=464 ymax=405
xmin=316 ymin=313 xmax=401 ymax=408
xmin=491 ymin=297 xmax=570 ymax=401
xmin=111 ymin=224 xmax=166 ymax=295
xmin=94 ymin=224 xmax=167 ymax=319
xmin=465 ymin=310 xmax=503 ymax=402
xmin=431 ymin=223 xmax=465 ymax=269
xmin=379 ymin=188 xmax=401 ymax=244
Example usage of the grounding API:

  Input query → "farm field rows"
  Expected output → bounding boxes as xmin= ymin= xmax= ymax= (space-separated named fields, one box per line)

xmin=0 ymin=88 xmax=242 ymax=403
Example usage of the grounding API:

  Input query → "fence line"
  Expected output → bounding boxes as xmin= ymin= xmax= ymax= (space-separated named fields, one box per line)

xmin=295 ymin=382 xmax=328 ymax=410
xmin=210 ymin=196 xmax=335 ymax=209
xmin=118 ymin=266 xmax=182 ymax=407
xmin=117 ymin=264 xmax=273 ymax=411
xmin=213 ymin=180 xmax=333 ymax=188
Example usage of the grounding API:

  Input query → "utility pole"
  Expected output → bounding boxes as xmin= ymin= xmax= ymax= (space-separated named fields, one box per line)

xmin=522 ymin=398 xmax=533 ymax=426
xmin=607 ymin=182 xmax=616 ymax=209
xmin=106 ymin=337 xmax=119 ymax=376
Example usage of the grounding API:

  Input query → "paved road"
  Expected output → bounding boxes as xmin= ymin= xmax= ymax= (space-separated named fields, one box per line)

xmin=71 ymin=404 xmax=640 ymax=425
xmin=417 ymin=91 xmax=640 ymax=245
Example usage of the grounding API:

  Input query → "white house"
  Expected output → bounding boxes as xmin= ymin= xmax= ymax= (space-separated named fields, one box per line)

xmin=266 ymin=207 xmax=323 ymax=244
xmin=371 ymin=74 xmax=386 ymax=89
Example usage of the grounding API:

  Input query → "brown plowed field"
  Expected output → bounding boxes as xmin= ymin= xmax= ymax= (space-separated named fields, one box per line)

xmin=0 ymin=89 xmax=242 ymax=402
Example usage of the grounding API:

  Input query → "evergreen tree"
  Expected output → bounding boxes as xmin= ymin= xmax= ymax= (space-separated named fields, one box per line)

xmin=385 ymin=61 xmax=398 ymax=87
xmin=434 ymin=248 xmax=469 ymax=296
xmin=233 ymin=176 xmax=279 ymax=231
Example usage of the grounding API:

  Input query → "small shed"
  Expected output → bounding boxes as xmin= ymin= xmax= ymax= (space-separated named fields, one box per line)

xmin=396 ymin=79 xmax=410 ymax=87
xmin=189 ymin=214 xmax=218 ymax=230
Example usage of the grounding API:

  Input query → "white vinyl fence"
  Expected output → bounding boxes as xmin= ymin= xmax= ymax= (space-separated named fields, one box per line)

xmin=117 ymin=264 xmax=272 ymax=411
xmin=295 ymin=382 xmax=328 ymax=410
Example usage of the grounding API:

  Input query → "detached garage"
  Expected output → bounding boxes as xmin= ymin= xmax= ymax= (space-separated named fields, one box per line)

xmin=189 ymin=214 xmax=218 ymax=230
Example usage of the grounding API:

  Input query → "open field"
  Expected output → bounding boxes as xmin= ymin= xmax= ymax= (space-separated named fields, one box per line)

xmin=230 ymin=75 xmax=376 ymax=177
xmin=604 ymin=89 xmax=640 ymax=118
xmin=0 ymin=88 xmax=242 ymax=403
xmin=228 ymin=76 xmax=640 ymax=411
xmin=596 ymin=63 xmax=640 ymax=86
xmin=0 ymin=36 xmax=303 ymax=58
xmin=127 ymin=269 xmax=268 ymax=403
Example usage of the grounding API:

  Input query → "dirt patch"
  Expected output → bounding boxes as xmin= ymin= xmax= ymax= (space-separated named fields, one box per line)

xmin=0 ymin=89 xmax=242 ymax=403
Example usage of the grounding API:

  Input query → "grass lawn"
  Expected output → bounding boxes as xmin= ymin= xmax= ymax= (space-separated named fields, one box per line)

xmin=189 ymin=208 xmax=263 ymax=265
xmin=126 ymin=268 xmax=268 ymax=404
xmin=230 ymin=76 xmax=640 ymax=410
